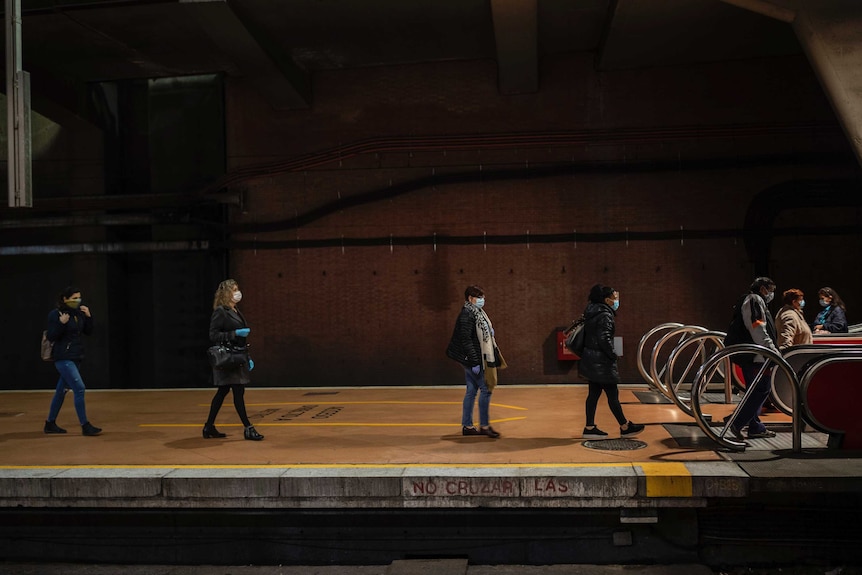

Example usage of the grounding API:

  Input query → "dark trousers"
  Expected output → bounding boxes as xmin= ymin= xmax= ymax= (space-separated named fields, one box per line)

xmin=585 ymin=381 xmax=627 ymax=427
xmin=206 ymin=384 xmax=251 ymax=427
xmin=736 ymin=362 xmax=772 ymax=434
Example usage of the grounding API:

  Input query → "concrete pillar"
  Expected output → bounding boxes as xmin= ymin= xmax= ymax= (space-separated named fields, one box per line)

xmin=721 ymin=0 xmax=862 ymax=168
xmin=792 ymin=0 xmax=862 ymax=168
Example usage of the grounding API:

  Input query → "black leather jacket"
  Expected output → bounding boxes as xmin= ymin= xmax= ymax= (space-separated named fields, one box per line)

xmin=209 ymin=305 xmax=251 ymax=386
xmin=577 ymin=302 xmax=619 ymax=384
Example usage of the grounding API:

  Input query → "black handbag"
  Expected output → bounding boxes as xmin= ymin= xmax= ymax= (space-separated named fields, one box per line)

xmin=206 ymin=344 xmax=248 ymax=370
xmin=564 ymin=318 xmax=586 ymax=355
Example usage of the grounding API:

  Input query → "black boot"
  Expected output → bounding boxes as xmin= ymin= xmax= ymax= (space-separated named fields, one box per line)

xmin=44 ymin=420 xmax=67 ymax=434
xmin=202 ymin=424 xmax=226 ymax=438
xmin=244 ymin=426 xmax=264 ymax=441
xmin=82 ymin=422 xmax=102 ymax=436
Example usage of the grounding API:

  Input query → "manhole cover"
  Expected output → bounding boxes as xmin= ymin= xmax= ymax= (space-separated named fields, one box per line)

xmin=583 ymin=438 xmax=647 ymax=451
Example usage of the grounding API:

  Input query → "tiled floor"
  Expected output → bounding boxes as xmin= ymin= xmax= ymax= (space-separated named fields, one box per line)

xmin=0 ymin=385 xmax=795 ymax=467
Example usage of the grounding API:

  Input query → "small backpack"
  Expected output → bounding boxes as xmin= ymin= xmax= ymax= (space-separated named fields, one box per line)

xmin=41 ymin=330 xmax=54 ymax=361
xmin=724 ymin=295 xmax=754 ymax=347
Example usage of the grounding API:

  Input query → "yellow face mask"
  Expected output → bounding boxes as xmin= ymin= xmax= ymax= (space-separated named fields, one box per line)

xmin=64 ymin=298 xmax=82 ymax=309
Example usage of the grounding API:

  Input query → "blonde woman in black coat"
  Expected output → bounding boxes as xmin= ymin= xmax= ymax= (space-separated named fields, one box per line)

xmin=203 ymin=279 xmax=263 ymax=441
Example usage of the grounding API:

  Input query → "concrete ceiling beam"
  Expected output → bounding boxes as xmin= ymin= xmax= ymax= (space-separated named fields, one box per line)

xmin=718 ymin=0 xmax=795 ymax=23
xmin=490 ymin=0 xmax=538 ymax=95
xmin=723 ymin=0 xmax=862 ymax=169
xmin=181 ymin=0 xmax=310 ymax=110
xmin=792 ymin=0 xmax=862 ymax=168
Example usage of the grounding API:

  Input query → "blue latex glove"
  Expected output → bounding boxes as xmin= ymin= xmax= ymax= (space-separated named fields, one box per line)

xmin=235 ymin=328 xmax=250 ymax=337
xmin=248 ymin=359 xmax=255 ymax=371
xmin=471 ymin=365 xmax=481 ymax=375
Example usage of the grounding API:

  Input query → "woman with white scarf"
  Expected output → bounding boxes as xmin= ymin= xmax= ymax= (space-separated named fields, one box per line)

xmin=446 ymin=285 xmax=506 ymax=438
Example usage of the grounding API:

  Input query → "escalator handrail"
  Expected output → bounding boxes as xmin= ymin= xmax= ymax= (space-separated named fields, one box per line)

xmin=692 ymin=343 xmax=801 ymax=452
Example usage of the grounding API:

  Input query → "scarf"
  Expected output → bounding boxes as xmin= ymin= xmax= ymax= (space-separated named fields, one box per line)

xmin=815 ymin=305 xmax=831 ymax=326
xmin=464 ymin=302 xmax=507 ymax=390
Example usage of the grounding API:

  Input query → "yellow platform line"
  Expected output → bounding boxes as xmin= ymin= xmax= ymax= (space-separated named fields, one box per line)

xmin=638 ymin=462 xmax=692 ymax=498
xmin=140 ymin=417 xmax=527 ymax=428
xmin=0 ymin=462 xmax=669 ymax=470
xmin=206 ymin=401 xmax=529 ymax=411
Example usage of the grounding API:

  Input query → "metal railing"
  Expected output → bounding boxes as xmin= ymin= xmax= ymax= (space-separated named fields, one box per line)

xmin=664 ymin=331 xmax=730 ymax=418
xmin=691 ymin=344 xmax=801 ymax=452
xmin=639 ymin=323 xmax=862 ymax=452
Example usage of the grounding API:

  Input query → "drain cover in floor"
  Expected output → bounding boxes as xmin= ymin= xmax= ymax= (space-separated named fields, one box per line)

xmin=582 ymin=438 xmax=647 ymax=450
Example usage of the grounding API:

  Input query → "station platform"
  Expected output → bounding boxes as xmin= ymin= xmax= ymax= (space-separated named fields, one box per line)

xmin=1 ymin=384 xmax=861 ymax=567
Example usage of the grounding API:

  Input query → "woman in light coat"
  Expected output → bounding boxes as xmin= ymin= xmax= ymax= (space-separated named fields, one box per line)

xmin=775 ymin=288 xmax=812 ymax=351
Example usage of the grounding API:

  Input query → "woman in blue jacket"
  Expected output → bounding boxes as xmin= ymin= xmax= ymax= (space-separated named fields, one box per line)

xmin=44 ymin=286 xmax=101 ymax=436
xmin=812 ymin=286 xmax=848 ymax=334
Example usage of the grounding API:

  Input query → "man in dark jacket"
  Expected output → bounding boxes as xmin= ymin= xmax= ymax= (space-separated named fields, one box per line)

xmin=579 ymin=284 xmax=643 ymax=440
xmin=723 ymin=276 xmax=779 ymax=441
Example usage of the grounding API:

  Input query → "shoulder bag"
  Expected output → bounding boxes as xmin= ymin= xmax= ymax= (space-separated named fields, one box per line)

xmin=564 ymin=318 xmax=586 ymax=356
xmin=207 ymin=344 xmax=248 ymax=370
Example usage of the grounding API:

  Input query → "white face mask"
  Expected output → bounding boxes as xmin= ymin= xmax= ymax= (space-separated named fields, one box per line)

xmin=474 ymin=297 xmax=485 ymax=309
xmin=763 ymin=290 xmax=774 ymax=304
xmin=232 ymin=290 xmax=243 ymax=303
xmin=799 ymin=299 xmax=806 ymax=308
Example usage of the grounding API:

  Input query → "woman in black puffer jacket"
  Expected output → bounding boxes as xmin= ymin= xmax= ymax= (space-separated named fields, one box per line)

xmin=579 ymin=284 xmax=644 ymax=440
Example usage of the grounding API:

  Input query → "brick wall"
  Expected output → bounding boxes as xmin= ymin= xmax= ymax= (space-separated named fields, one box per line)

xmin=223 ymin=53 xmax=857 ymax=386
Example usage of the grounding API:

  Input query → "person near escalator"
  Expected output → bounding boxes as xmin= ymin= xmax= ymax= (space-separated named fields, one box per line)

xmin=723 ymin=276 xmax=780 ymax=440
xmin=812 ymin=286 xmax=848 ymax=335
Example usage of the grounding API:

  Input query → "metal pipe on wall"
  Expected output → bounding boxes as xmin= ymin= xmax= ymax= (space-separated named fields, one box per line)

xmin=0 ymin=240 xmax=209 ymax=255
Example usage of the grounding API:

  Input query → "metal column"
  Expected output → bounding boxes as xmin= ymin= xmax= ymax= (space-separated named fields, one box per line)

xmin=6 ymin=0 xmax=32 ymax=208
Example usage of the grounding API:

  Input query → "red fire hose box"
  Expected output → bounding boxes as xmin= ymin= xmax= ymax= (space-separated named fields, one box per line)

xmin=557 ymin=330 xmax=579 ymax=361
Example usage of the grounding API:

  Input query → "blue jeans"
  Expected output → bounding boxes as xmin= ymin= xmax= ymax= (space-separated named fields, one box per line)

xmin=735 ymin=362 xmax=772 ymax=434
xmin=461 ymin=367 xmax=491 ymax=428
xmin=48 ymin=360 xmax=89 ymax=425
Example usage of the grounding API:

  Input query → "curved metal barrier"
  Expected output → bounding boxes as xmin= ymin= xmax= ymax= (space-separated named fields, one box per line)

xmin=691 ymin=344 xmax=801 ymax=452
xmin=798 ymin=352 xmax=862 ymax=449
xmin=663 ymin=330 xmax=729 ymax=418
xmin=642 ymin=323 xmax=862 ymax=452
xmin=770 ymin=344 xmax=862 ymax=416
xmin=637 ymin=322 xmax=683 ymax=391
xmin=648 ymin=325 xmax=708 ymax=399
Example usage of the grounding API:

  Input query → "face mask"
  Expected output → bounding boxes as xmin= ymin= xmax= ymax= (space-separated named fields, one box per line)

xmin=65 ymin=298 xmax=81 ymax=309
xmin=610 ymin=299 xmax=620 ymax=311
xmin=799 ymin=300 xmax=805 ymax=308
xmin=819 ymin=298 xmax=829 ymax=307
xmin=475 ymin=297 xmax=485 ymax=309
xmin=232 ymin=291 xmax=243 ymax=303
xmin=764 ymin=291 xmax=774 ymax=304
